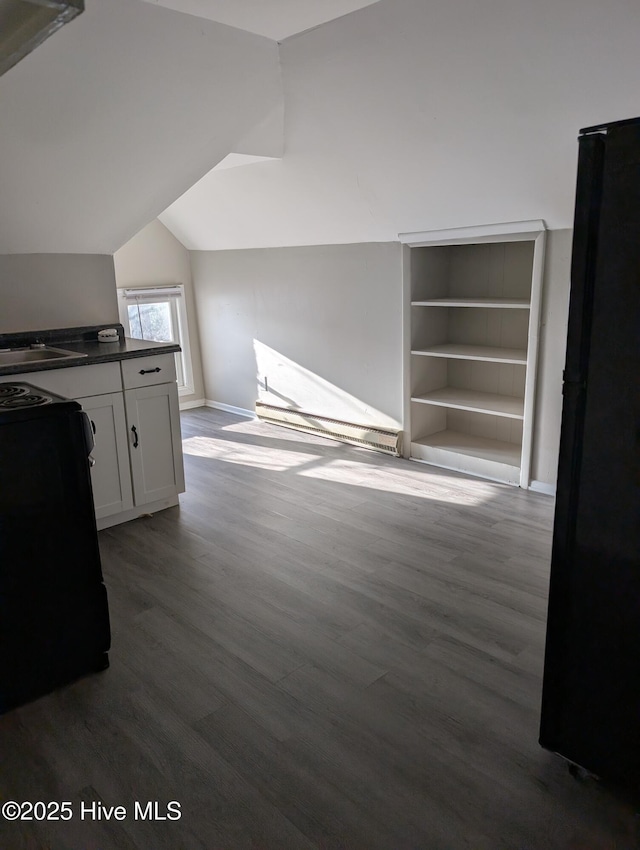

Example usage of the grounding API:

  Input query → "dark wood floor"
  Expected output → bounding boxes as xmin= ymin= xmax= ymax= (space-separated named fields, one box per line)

xmin=1 ymin=408 xmax=637 ymax=849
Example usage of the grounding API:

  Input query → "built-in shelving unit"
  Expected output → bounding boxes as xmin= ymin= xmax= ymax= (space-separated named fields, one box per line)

xmin=400 ymin=221 xmax=545 ymax=487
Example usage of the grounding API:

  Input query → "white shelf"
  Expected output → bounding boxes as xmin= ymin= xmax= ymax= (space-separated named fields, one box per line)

xmin=411 ymin=387 xmax=524 ymax=419
xmin=411 ymin=344 xmax=527 ymax=364
xmin=411 ymin=430 xmax=522 ymax=484
xmin=411 ymin=297 xmax=530 ymax=309
xmin=413 ymin=430 xmax=522 ymax=465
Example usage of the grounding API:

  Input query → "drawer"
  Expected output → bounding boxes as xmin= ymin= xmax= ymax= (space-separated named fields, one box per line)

xmin=121 ymin=353 xmax=176 ymax=389
xmin=0 ymin=362 xmax=122 ymax=399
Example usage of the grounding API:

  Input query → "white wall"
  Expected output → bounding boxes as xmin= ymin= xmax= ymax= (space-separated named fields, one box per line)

xmin=0 ymin=254 xmax=117 ymax=334
xmin=191 ymin=243 xmax=403 ymax=427
xmin=192 ymin=233 xmax=572 ymax=487
xmin=161 ymin=0 xmax=640 ymax=251
xmin=0 ymin=0 xmax=281 ymax=254
xmin=113 ymin=220 xmax=205 ymax=406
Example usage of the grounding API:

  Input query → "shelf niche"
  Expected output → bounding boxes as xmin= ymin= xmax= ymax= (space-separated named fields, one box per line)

xmin=401 ymin=221 xmax=545 ymax=487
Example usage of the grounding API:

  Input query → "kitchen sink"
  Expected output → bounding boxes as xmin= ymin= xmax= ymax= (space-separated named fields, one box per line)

xmin=0 ymin=346 xmax=88 ymax=368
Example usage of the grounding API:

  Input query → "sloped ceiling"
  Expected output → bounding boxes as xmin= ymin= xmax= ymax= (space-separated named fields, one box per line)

xmin=160 ymin=0 xmax=640 ymax=251
xmin=0 ymin=0 xmax=281 ymax=254
xmin=138 ymin=0 xmax=382 ymax=41
xmin=4 ymin=0 xmax=640 ymax=256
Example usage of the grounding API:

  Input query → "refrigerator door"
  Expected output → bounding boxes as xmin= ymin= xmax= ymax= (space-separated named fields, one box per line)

xmin=540 ymin=122 xmax=640 ymax=788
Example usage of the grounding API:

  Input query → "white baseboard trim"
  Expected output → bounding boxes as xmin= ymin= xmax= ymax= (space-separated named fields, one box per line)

xmin=529 ymin=480 xmax=556 ymax=496
xmin=205 ymin=399 xmax=256 ymax=419
xmin=179 ymin=398 xmax=206 ymax=410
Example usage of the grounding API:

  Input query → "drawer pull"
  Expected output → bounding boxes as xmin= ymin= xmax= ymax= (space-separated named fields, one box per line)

xmin=139 ymin=367 xmax=161 ymax=375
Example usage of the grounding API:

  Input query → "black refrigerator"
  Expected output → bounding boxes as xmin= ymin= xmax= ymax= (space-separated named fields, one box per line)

xmin=539 ymin=117 xmax=640 ymax=793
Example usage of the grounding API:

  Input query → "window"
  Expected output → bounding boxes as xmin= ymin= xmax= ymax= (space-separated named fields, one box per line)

xmin=118 ymin=285 xmax=194 ymax=395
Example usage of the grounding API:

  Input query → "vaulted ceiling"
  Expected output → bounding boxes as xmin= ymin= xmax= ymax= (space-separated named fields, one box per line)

xmin=0 ymin=0 xmax=282 ymax=254
xmin=2 ymin=0 xmax=640 ymax=257
xmin=137 ymin=0 xmax=382 ymax=41
xmin=159 ymin=0 xmax=640 ymax=251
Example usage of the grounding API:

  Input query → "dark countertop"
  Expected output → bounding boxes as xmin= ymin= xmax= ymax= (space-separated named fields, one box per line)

xmin=0 ymin=324 xmax=180 ymax=378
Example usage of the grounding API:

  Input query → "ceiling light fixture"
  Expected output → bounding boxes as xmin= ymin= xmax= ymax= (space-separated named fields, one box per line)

xmin=0 ymin=0 xmax=84 ymax=78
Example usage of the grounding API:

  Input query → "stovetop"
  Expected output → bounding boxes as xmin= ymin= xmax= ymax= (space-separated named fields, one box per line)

xmin=0 ymin=384 xmax=53 ymax=409
xmin=0 ymin=384 xmax=82 ymax=425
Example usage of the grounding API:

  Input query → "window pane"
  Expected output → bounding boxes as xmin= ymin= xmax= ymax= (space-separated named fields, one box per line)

xmin=127 ymin=302 xmax=173 ymax=342
xmin=128 ymin=306 xmax=143 ymax=339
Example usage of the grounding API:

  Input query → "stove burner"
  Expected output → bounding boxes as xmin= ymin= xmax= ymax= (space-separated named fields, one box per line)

xmin=0 ymin=385 xmax=28 ymax=399
xmin=0 ymin=392 xmax=51 ymax=409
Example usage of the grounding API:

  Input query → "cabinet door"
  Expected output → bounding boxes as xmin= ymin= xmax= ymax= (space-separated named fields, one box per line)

xmin=124 ymin=383 xmax=185 ymax=506
xmin=78 ymin=393 xmax=134 ymax=519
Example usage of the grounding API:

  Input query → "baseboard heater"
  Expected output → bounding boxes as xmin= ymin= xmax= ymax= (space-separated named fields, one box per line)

xmin=255 ymin=402 xmax=402 ymax=456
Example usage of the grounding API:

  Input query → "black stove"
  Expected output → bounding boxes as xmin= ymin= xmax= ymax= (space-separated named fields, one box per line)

xmin=0 ymin=382 xmax=111 ymax=713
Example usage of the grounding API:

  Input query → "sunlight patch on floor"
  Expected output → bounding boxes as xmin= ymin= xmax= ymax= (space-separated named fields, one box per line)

xmin=184 ymin=432 xmax=495 ymax=505
xmin=182 ymin=434 xmax=321 ymax=471
xmin=296 ymin=460 xmax=496 ymax=505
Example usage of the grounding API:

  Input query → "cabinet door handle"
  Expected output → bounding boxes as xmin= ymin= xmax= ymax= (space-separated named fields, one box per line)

xmin=131 ymin=425 xmax=139 ymax=448
xmin=139 ymin=367 xmax=161 ymax=375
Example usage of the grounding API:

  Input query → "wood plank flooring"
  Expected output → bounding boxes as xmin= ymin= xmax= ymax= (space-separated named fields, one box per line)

xmin=0 ymin=407 xmax=637 ymax=849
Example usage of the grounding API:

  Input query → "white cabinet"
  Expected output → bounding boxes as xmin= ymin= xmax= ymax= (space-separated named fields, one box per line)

xmin=0 ymin=352 xmax=185 ymax=526
xmin=80 ymin=392 xmax=134 ymax=519
xmin=401 ymin=221 xmax=545 ymax=487
xmin=124 ymin=383 xmax=185 ymax=505
xmin=120 ymin=352 xmax=185 ymax=508
xmin=120 ymin=352 xmax=176 ymax=389
xmin=9 ymin=362 xmax=122 ymax=399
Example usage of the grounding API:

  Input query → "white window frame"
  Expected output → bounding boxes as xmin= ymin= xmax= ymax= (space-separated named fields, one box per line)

xmin=118 ymin=284 xmax=194 ymax=396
